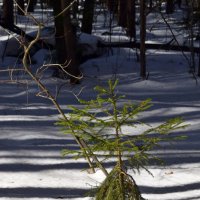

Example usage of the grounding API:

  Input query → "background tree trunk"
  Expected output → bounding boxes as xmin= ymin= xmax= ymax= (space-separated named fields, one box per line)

xmin=188 ymin=0 xmax=195 ymax=72
xmin=81 ymin=0 xmax=95 ymax=34
xmin=2 ymin=0 xmax=14 ymax=27
xmin=118 ymin=0 xmax=127 ymax=27
xmin=140 ymin=0 xmax=146 ymax=79
xmin=52 ymin=0 xmax=66 ymax=64
xmin=176 ymin=0 xmax=182 ymax=8
xmin=166 ymin=0 xmax=174 ymax=14
xmin=127 ymin=0 xmax=136 ymax=40
xmin=61 ymin=0 xmax=80 ymax=83
xmin=107 ymin=0 xmax=118 ymax=13
xmin=52 ymin=0 xmax=80 ymax=83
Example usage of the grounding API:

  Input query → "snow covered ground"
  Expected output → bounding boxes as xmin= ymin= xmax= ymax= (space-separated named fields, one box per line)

xmin=0 ymin=3 xmax=200 ymax=200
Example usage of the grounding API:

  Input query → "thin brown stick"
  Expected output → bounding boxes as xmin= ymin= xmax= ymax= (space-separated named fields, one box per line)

xmin=21 ymin=23 xmax=108 ymax=176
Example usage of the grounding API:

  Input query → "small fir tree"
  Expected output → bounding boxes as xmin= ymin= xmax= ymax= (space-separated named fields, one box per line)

xmin=57 ymin=79 xmax=187 ymax=200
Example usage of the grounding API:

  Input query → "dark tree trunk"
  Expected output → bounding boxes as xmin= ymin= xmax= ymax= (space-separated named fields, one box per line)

xmin=52 ymin=0 xmax=66 ymax=64
xmin=61 ymin=0 xmax=80 ymax=83
xmin=188 ymin=1 xmax=195 ymax=72
xmin=176 ymin=0 xmax=182 ymax=8
xmin=107 ymin=0 xmax=118 ymax=13
xmin=52 ymin=0 xmax=80 ymax=83
xmin=72 ymin=0 xmax=79 ymax=20
xmin=81 ymin=0 xmax=95 ymax=34
xmin=2 ymin=0 xmax=14 ymax=27
xmin=127 ymin=0 xmax=136 ymax=40
xmin=1 ymin=0 xmax=34 ymax=39
xmin=166 ymin=0 xmax=174 ymax=14
xmin=140 ymin=0 xmax=146 ymax=79
xmin=198 ymin=10 xmax=200 ymax=76
xmin=198 ymin=49 xmax=200 ymax=77
xmin=185 ymin=0 xmax=189 ymax=7
xmin=118 ymin=0 xmax=127 ymax=27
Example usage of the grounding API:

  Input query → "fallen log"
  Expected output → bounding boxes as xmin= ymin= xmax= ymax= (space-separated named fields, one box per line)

xmin=97 ymin=41 xmax=200 ymax=53
xmin=0 ymin=23 xmax=54 ymax=50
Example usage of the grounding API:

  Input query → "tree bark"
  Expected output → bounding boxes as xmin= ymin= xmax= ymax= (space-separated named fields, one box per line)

xmin=97 ymin=41 xmax=200 ymax=53
xmin=2 ymin=0 xmax=14 ymax=27
xmin=127 ymin=0 xmax=136 ymax=40
xmin=52 ymin=0 xmax=66 ymax=64
xmin=61 ymin=0 xmax=80 ymax=83
xmin=118 ymin=0 xmax=127 ymax=27
xmin=176 ymin=0 xmax=182 ymax=8
xmin=81 ymin=0 xmax=95 ymax=34
xmin=98 ymin=42 xmax=200 ymax=53
xmin=166 ymin=0 xmax=174 ymax=14
xmin=140 ymin=0 xmax=146 ymax=79
xmin=52 ymin=0 xmax=80 ymax=83
xmin=107 ymin=0 xmax=118 ymax=13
